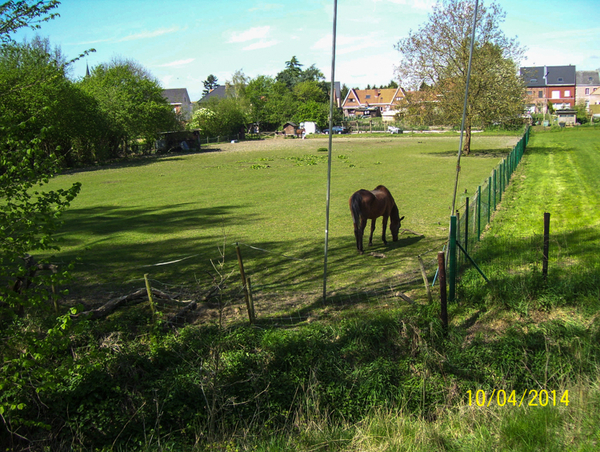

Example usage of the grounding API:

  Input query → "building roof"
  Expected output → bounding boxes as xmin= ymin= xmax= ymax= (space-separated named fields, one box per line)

xmin=199 ymin=85 xmax=227 ymax=102
xmin=162 ymin=88 xmax=191 ymax=105
xmin=576 ymin=71 xmax=600 ymax=85
xmin=343 ymin=88 xmax=405 ymax=108
xmin=520 ymin=65 xmax=576 ymax=87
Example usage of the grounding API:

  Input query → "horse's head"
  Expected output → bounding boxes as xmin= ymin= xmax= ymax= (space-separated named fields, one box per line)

xmin=390 ymin=215 xmax=405 ymax=241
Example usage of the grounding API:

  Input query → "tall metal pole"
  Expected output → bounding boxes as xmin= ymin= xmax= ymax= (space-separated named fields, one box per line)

xmin=450 ymin=0 xmax=479 ymax=216
xmin=323 ymin=0 xmax=338 ymax=302
xmin=447 ymin=0 xmax=479 ymax=273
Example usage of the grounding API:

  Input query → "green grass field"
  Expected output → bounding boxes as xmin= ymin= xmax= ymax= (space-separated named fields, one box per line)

xmin=9 ymin=126 xmax=600 ymax=451
xmin=47 ymin=133 xmax=521 ymax=302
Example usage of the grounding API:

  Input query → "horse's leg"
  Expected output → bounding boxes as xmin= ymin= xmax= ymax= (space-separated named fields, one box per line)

xmin=358 ymin=218 xmax=367 ymax=253
xmin=381 ymin=215 xmax=389 ymax=245
xmin=369 ymin=219 xmax=376 ymax=246
xmin=354 ymin=223 xmax=363 ymax=254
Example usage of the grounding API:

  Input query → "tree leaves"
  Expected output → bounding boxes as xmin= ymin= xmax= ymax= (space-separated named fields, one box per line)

xmin=394 ymin=0 xmax=526 ymax=151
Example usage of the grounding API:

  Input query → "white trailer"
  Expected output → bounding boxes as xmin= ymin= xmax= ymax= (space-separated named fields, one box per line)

xmin=300 ymin=121 xmax=319 ymax=134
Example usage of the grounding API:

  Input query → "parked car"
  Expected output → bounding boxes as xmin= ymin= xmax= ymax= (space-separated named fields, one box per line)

xmin=387 ymin=126 xmax=402 ymax=134
xmin=323 ymin=126 xmax=350 ymax=134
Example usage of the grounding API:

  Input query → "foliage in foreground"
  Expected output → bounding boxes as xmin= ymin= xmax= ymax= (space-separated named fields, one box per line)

xmin=2 ymin=289 xmax=599 ymax=451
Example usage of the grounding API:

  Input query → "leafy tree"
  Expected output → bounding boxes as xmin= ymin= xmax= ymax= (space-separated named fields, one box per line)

xmin=340 ymin=83 xmax=349 ymax=102
xmin=202 ymin=73 xmax=219 ymax=96
xmin=276 ymin=56 xmax=303 ymax=88
xmin=225 ymin=69 xmax=248 ymax=99
xmin=0 ymin=0 xmax=59 ymax=44
xmin=300 ymin=63 xmax=325 ymax=83
xmin=191 ymin=70 xmax=251 ymax=136
xmin=78 ymin=58 xmax=180 ymax=157
xmin=189 ymin=96 xmax=249 ymax=137
xmin=1 ymin=3 xmax=82 ymax=440
xmin=0 ymin=38 xmax=110 ymax=165
xmin=245 ymin=74 xmax=276 ymax=131
xmin=202 ymin=60 xmax=332 ymax=133
xmin=574 ymin=100 xmax=589 ymax=124
xmin=397 ymin=89 xmax=442 ymax=128
xmin=293 ymin=80 xmax=327 ymax=104
xmin=395 ymin=0 xmax=526 ymax=154
xmin=294 ymin=100 xmax=330 ymax=128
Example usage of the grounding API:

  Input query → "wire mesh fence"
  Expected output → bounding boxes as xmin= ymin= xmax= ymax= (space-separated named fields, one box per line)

xmin=455 ymin=127 xmax=530 ymax=257
xmin=448 ymin=127 xmax=530 ymax=295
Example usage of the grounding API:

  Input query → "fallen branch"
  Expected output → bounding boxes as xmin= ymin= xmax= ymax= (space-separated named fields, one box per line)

xmin=395 ymin=291 xmax=415 ymax=305
xmin=370 ymin=252 xmax=386 ymax=258
xmin=400 ymin=228 xmax=425 ymax=237
xmin=72 ymin=288 xmax=174 ymax=320
xmin=164 ymin=285 xmax=220 ymax=329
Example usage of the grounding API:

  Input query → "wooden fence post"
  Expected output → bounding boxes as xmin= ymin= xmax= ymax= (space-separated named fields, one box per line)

xmin=144 ymin=274 xmax=156 ymax=324
xmin=418 ymin=255 xmax=433 ymax=304
xmin=247 ymin=277 xmax=256 ymax=323
xmin=235 ymin=243 xmax=254 ymax=324
xmin=543 ymin=212 xmax=550 ymax=280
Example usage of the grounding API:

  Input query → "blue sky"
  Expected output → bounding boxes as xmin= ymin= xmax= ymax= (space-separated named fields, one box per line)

xmin=12 ymin=0 xmax=600 ymax=101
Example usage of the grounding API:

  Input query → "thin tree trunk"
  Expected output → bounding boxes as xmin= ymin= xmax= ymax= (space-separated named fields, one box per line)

xmin=462 ymin=120 xmax=471 ymax=156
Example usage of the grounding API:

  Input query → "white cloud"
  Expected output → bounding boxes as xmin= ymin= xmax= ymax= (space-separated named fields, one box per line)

xmin=374 ymin=0 xmax=436 ymax=11
xmin=337 ymin=51 xmax=399 ymax=88
xmin=161 ymin=75 xmax=174 ymax=87
xmin=158 ymin=58 xmax=196 ymax=68
xmin=243 ymin=40 xmax=278 ymax=51
xmin=228 ymin=26 xmax=271 ymax=43
xmin=118 ymin=26 xmax=182 ymax=42
xmin=312 ymin=33 xmax=385 ymax=55
xmin=248 ymin=3 xmax=284 ymax=13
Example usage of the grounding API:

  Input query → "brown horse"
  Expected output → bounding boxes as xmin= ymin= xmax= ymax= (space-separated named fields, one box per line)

xmin=349 ymin=185 xmax=404 ymax=254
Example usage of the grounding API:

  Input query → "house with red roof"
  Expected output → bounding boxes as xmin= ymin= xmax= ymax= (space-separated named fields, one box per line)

xmin=342 ymin=87 xmax=406 ymax=121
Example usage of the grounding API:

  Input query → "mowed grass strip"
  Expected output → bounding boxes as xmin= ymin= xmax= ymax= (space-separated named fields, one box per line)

xmin=45 ymin=134 xmax=521 ymax=297
xmin=461 ymin=126 xmax=600 ymax=309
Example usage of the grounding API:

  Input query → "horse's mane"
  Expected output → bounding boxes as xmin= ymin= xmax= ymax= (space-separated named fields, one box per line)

xmin=390 ymin=202 xmax=400 ymax=220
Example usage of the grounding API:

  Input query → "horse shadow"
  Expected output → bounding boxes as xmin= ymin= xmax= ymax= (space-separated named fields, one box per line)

xmin=393 ymin=234 xmax=424 ymax=248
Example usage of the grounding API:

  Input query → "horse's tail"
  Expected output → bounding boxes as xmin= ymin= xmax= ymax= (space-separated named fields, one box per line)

xmin=350 ymin=192 xmax=362 ymax=227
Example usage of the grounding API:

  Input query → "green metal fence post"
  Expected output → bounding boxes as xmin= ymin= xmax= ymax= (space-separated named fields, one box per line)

xmin=477 ymin=185 xmax=481 ymax=241
xmin=487 ymin=176 xmax=492 ymax=224
xmin=499 ymin=163 xmax=503 ymax=203
xmin=493 ymin=169 xmax=497 ymax=210
xmin=465 ymin=197 xmax=469 ymax=256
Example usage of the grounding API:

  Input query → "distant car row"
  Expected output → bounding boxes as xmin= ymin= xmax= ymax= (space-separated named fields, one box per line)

xmin=322 ymin=126 xmax=350 ymax=134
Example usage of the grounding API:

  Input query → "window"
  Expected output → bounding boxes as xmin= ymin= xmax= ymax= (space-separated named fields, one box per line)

xmin=552 ymin=90 xmax=560 ymax=99
xmin=365 ymin=95 xmax=371 ymax=99
xmin=564 ymin=90 xmax=571 ymax=97
xmin=557 ymin=77 xmax=563 ymax=82
xmin=586 ymin=88 xmax=590 ymax=95
xmin=530 ymin=78 xmax=537 ymax=83
xmin=538 ymin=91 xmax=543 ymax=98
xmin=527 ymin=90 xmax=532 ymax=95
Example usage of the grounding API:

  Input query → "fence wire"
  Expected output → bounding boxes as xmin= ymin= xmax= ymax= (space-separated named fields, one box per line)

xmin=455 ymin=127 xmax=530 ymax=267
